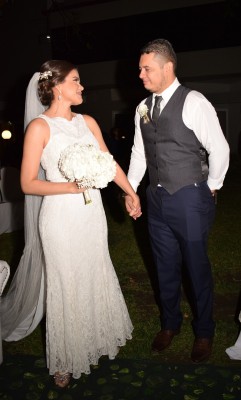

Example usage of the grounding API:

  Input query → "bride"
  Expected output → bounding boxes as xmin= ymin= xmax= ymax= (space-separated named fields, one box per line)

xmin=1 ymin=60 xmax=142 ymax=387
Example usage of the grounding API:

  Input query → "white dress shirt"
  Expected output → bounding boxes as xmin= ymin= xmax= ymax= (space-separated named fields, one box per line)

xmin=128 ymin=78 xmax=230 ymax=192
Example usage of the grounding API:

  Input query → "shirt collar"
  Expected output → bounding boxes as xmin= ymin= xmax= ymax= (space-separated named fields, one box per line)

xmin=153 ymin=78 xmax=180 ymax=105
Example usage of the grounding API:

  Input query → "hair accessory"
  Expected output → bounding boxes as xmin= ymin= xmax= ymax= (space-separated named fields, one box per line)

xmin=39 ymin=71 xmax=52 ymax=81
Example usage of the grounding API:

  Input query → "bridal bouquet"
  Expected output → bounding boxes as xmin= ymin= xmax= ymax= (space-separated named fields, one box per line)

xmin=58 ymin=143 xmax=116 ymax=204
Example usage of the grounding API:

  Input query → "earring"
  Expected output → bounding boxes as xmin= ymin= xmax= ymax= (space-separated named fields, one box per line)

xmin=57 ymin=88 xmax=62 ymax=101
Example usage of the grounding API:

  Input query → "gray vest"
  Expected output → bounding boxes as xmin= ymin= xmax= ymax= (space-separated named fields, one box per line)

xmin=140 ymin=85 xmax=208 ymax=194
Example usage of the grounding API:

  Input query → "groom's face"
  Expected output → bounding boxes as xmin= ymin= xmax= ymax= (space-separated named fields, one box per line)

xmin=139 ymin=52 xmax=172 ymax=94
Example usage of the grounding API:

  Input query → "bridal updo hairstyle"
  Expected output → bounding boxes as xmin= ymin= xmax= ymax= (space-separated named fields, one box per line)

xmin=38 ymin=60 xmax=76 ymax=106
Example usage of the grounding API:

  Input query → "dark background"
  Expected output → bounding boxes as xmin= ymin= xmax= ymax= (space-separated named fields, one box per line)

xmin=0 ymin=0 xmax=240 ymax=168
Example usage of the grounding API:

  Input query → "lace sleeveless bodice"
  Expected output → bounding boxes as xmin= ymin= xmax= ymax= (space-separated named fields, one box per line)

xmin=38 ymin=114 xmax=133 ymax=379
xmin=40 ymin=114 xmax=99 ymax=182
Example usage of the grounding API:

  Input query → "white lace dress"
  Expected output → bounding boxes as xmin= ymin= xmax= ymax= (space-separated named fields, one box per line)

xmin=39 ymin=114 xmax=133 ymax=379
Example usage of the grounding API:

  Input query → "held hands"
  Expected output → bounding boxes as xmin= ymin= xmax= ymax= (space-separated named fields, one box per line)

xmin=124 ymin=194 xmax=142 ymax=220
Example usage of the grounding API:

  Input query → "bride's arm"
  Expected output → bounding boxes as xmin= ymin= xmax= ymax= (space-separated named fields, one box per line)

xmin=21 ymin=119 xmax=83 ymax=196
xmin=83 ymin=114 xmax=142 ymax=219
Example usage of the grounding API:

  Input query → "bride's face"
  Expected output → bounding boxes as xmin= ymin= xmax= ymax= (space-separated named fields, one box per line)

xmin=58 ymin=69 xmax=84 ymax=106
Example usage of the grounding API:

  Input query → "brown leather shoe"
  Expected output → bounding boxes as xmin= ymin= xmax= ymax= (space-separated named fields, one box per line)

xmin=191 ymin=338 xmax=213 ymax=363
xmin=151 ymin=329 xmax=180 ymax=353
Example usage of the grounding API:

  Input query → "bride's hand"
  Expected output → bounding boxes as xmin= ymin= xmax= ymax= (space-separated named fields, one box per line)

xmin=69 ymin=182 xmax=86 ymax=194
xmin=125 ymin=194 xmax=142 ymax=220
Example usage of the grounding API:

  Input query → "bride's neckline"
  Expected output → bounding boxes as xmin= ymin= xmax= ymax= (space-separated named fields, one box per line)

xmin=41 ymin=113 xmax=78 ymax=122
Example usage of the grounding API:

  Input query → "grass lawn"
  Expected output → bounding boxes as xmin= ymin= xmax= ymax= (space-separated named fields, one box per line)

xmin=1 ymin=156 xmax=241 ymax=366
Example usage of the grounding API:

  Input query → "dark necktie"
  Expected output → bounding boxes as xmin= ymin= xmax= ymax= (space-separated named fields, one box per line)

xmin=152 ymin=96 xmax=162 ymax=123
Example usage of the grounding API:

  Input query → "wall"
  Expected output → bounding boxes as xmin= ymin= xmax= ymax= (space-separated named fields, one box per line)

xmin=49 ymin=0 xmax=223 ymax=27
xmin=0 ymin=0 xmax=51 ymax=121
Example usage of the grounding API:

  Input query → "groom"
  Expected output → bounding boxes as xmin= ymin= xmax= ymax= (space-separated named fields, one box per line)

xmin=125 ymin=38 xmax=229 ymax=362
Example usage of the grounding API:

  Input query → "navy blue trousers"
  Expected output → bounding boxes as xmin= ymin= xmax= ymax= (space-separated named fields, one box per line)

xmin=146 ymin=181 xmax=216 ymax=338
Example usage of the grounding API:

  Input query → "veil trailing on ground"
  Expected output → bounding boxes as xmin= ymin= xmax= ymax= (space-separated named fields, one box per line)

xmin=1 ymin=73 xmax=47 ymax=343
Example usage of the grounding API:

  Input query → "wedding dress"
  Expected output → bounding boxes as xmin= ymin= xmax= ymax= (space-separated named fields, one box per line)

xmin=38 ymin=114 xmax=133 ymax=378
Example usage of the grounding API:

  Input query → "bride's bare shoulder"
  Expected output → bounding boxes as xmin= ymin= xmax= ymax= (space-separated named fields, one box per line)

xmin=25 ymin=117 xmax=50 ymax=142
xmin=82 ymin=114 xmax=96 ymax=124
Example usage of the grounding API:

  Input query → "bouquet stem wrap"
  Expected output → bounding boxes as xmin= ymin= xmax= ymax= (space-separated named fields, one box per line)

xmin=83 ymin=189 xmax=92 ymax=205
xmin=58 ymin=143 xmax=116 ymax=205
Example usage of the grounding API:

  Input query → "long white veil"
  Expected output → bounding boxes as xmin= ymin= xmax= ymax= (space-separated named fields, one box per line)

xmin=1 ymin=73 xmax=47 ymax=342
